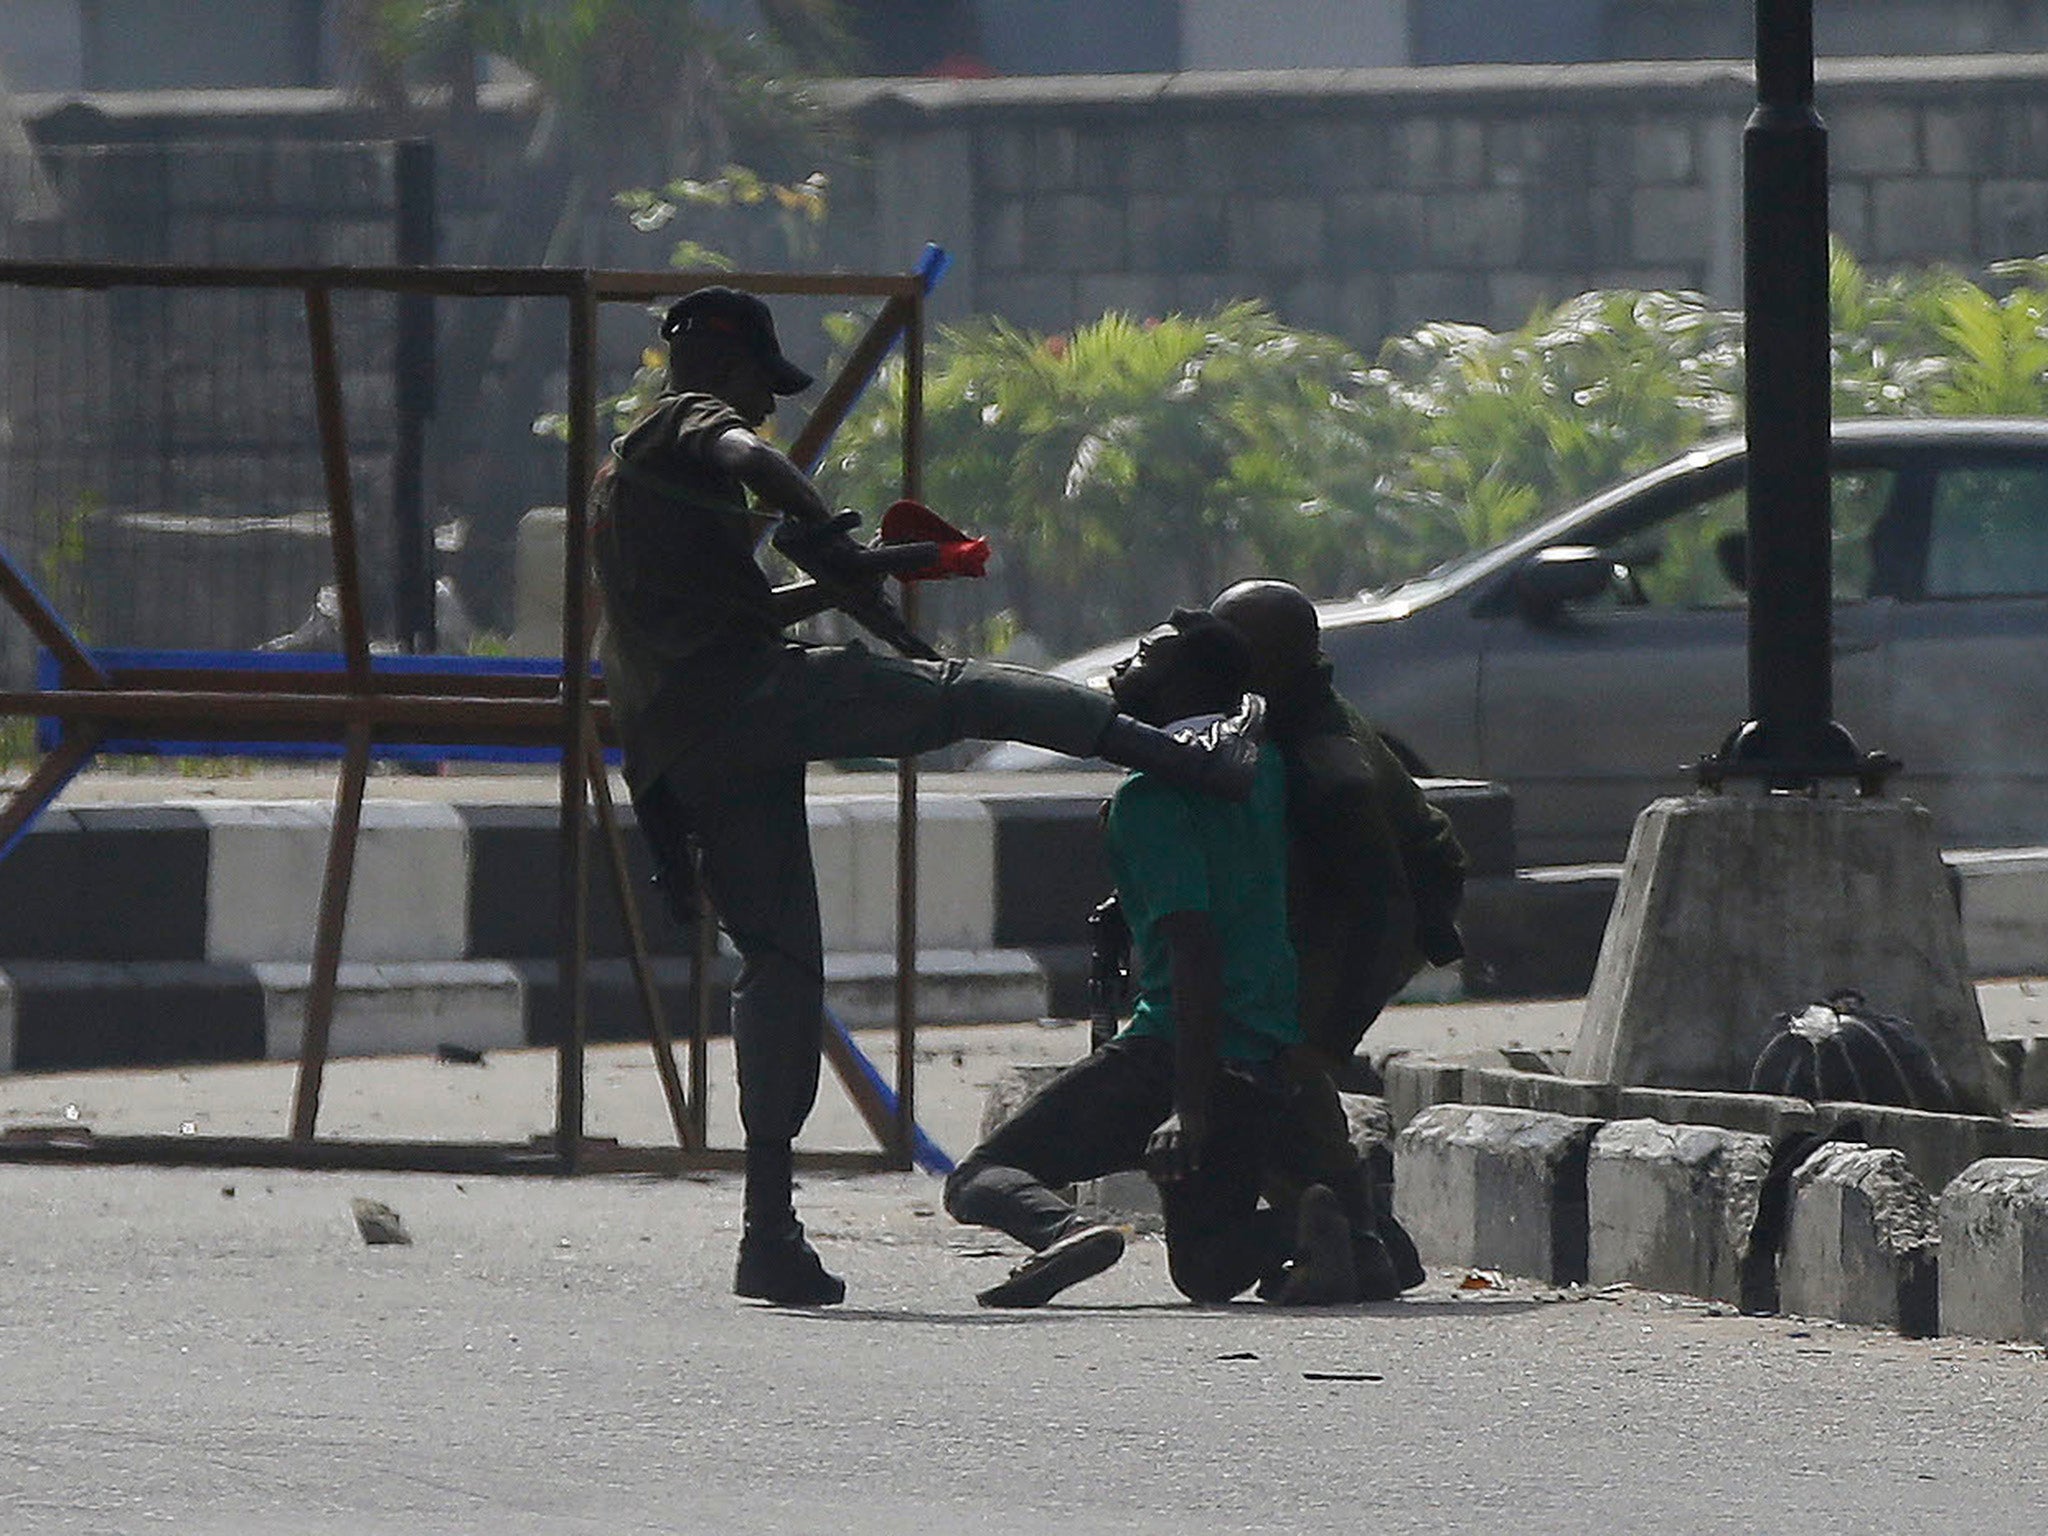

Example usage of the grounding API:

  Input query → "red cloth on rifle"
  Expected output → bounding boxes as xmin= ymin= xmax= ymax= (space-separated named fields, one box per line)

xmin=879 ymin=499 xmax=991 ymax=581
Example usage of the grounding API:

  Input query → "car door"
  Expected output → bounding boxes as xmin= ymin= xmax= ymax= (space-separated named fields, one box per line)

xmin=1474 ymin=466 xmax=1897 ymax=865
xmin=1884 ymin=458 xmax=2048 ymax=847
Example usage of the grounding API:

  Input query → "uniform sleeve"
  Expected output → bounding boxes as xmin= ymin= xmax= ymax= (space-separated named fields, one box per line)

xmin=657 ymin=393 xmax=749 ymax=465
xmin=1350 ymin=708 xmax=1467 ymax=962
xmin=1107 ymin=778 xmax=1210 ymax=919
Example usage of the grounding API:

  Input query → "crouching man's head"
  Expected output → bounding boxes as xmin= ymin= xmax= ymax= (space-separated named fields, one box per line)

xmin=1208 ymin=578 xmax=1320 ymax=699
xmin=1108 ymin=608 xmax=1253 ymax=728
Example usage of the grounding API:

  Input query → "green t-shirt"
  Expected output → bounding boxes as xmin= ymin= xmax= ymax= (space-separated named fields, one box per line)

xmin=1105 ymin=743 xmax=1299 ymax=1061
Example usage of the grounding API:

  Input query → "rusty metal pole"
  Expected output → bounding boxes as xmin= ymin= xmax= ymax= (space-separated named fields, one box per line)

xmin=292 ymin=283 xmax=377 ymax=1141
xmin=554 ymin=275 xmax=598 ymax=1169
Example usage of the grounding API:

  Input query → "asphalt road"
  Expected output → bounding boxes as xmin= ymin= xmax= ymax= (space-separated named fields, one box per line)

xmin=3 ymin=1012 xmax=2045 ymax=1535
xmin=0 ymin=1161 xmax=2043 ymax=1536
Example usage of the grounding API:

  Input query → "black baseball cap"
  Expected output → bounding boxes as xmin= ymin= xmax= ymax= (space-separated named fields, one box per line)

xmin=660 ymin=286 xmax=814 ymax=395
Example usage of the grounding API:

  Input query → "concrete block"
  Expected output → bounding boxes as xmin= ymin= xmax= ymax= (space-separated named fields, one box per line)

xmin=1779 ymin=1144 xmax=1939 ymax=1336
xmin=1465 ymin=1065 xmax=1616 ymax=1119
xmin=1461 ymin=865 xmax=1617 ymax=997
xmin=0 ymin=968 xmax=14 ymax=1073
xmin=509 ymin=506 xmax=567 ymax=657
xmin=0 ymin=809 xmax=210 ymax=962
xmin=2003 ymin=1119 xmax=2048 ymax=1164
xmin=513 ymin=956 xmax=731 ymax=1048
xmin=839 ymin=798 xmax=996 ymax=952
xmin=1952 ymin=850 xmax=2048 ymax=977
xmin=1382 ymin=1057 xmax=1464 ymax=1130
xmin=459 ymin=804 xmax=683 ymax=961
xmin=1077 ymin=1169 xmax=1162 ymax=1232
xmin=1872 ymin=177 xmax=1976 ymax=261
xmin=5 ymin=962 xmax=267 ymax=1070
xmin=1938 ymin=1158 xmax=2048 ymax=1343
xmin=1589 ymin=1119 xmax=1773 ymax=1304
xmin=976 ymin=1061 xmax=1071 ymax=1142
xmin=1829 ymin=104 xmax=1922 ymax=175
xmin=1630 ymin=186 xmax=1712 ymax=264
xmin=1571 ymin=796 xmax=2008 ymax=1116
xmin=1343 ymin=1093 xmax=1395 ymax=1159
xmin=823 ymin=949 xmax=1047 ymax=1030
xmin=2024 ymin=1040 xmax=2048 ymax=1109
xmin=1394 ymin=1103 xmax=1598 ymax=1283
xmin=258 ymin=961 xmax=525 ymax=1062
xmin=1814 ymin=1102 xmax=2015 ymax=1197
xmin=198 ymin=802 xmax=470 ymax=964
xmin=1615 ymin=1086 xmax=1819 ymax=1141
xmin=808 ymin=802 xmax=858 ymax=953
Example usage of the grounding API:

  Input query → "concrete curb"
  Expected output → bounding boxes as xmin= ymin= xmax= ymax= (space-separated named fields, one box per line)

xmin=969 ymin=1060 xmax=2048 ymax=1337
xmin=1937 ymin=1157 xmax=2048 ymax=1343
xmin=1588 ymin=1119 xmax=1773 ymax=1305
xmin=5 ymin=782 xmax=2048 ymax=1074
xmin=1779 ymin=1143 xmax=1939 ymax=1337
xmin=1393 ymin=1102 xmax=1598 ymax=1283
xmin=0 ymin=951 xmax=1038 ymax=1072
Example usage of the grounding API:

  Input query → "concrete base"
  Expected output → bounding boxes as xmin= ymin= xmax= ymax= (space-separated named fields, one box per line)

xmin=1570 ymin=794 xmax=2008 ymax=1115
xmin=1588 ymin=1118 xmax=1772 ymax=1304
xmin=1393 ymin=1103 xmax=1598 ymax=1283
xmin=1779 ymin=1144 xmax=1939 ymax=1336
xmin=1937 ymin=1157 xmax=2048 ymax=1343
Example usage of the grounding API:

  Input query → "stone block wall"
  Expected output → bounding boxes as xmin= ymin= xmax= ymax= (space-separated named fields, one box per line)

xmin=822 ymin=56 xmax=2048 ymax=343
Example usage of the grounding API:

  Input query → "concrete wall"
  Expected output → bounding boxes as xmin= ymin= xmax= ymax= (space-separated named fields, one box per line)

xmin=823 ymin=55 xmax=2048 ymax=343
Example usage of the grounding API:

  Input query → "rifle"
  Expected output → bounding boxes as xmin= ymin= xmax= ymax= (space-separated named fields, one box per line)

xmin=771 ymin=500 xmax=990 ymax=663
xmin=1085 ymin=895 xmax=1131 ymax=1052
xmin=771 ymin=511 xmax=942 ymax=660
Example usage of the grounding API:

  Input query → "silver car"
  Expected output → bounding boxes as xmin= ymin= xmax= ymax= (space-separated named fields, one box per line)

xmin=984 ymin=417 xmax=2048 ymax=865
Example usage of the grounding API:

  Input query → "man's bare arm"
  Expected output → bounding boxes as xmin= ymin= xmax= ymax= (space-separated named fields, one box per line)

xmin=706 ymin=426 xmax=832 ymax=525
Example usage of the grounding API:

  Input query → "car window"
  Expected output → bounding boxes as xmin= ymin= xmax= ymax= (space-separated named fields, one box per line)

xmin=1587 ymin=470 xmax=1896 ymax=610
xmin=1924 ymin=465 xmax=2048 ymax=598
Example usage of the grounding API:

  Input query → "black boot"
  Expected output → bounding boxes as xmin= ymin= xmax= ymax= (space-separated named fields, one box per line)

xmin=1275 ymin=1184 xmax=1361 ymax=1306
xmin=734 ymin=1142 xmax=845 ymax=1307
xmin=1095 ymin=692 xmax=1264 ymax=801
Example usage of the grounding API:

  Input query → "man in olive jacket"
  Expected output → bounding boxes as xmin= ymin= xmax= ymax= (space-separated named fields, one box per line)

xmin=1210 ymin=578 xmax=1466 ymax=1076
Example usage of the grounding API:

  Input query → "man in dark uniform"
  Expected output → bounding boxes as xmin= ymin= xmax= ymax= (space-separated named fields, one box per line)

xmin=943 ymin=610 xmax=1364 ymax=1308
xmin=592 ymin=288 xmax=1261 ymax=1307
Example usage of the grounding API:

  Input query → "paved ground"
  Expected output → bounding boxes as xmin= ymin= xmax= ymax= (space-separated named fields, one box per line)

xmin=1 ymin=1011 xmax=2044 ymax=1535
xmin=4 ymin=768 xmax=2042 ymax=1530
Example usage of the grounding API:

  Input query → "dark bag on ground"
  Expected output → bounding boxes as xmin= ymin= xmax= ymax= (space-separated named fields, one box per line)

xmin=1747 ymin=989 xmax=1957 ymax=1112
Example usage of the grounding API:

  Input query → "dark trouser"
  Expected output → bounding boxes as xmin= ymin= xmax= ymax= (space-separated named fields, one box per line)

xmin=943 ymin=1035 xmax=1304 ymax=1304
xmin=655 ymin=643 xmax=1116 ymax=1148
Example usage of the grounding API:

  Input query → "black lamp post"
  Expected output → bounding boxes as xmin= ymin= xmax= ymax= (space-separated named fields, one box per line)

xmin=1703 ymin=0 xmax=1890 ymax=792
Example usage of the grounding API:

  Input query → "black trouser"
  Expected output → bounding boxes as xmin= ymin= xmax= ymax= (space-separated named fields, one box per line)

xmin=652 ymin=642 xmax=1114 ymax=1148
xmin=944 ymin=1035 xmax=1316 ymax=1304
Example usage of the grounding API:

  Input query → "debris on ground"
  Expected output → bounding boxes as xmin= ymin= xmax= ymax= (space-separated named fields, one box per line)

xmin=350 ymin=1198 xmax=412 ymax=1246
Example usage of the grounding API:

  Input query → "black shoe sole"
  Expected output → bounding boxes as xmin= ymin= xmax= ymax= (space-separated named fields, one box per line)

xmin=977 ymin=1225 xmax=1126 ymax=1308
